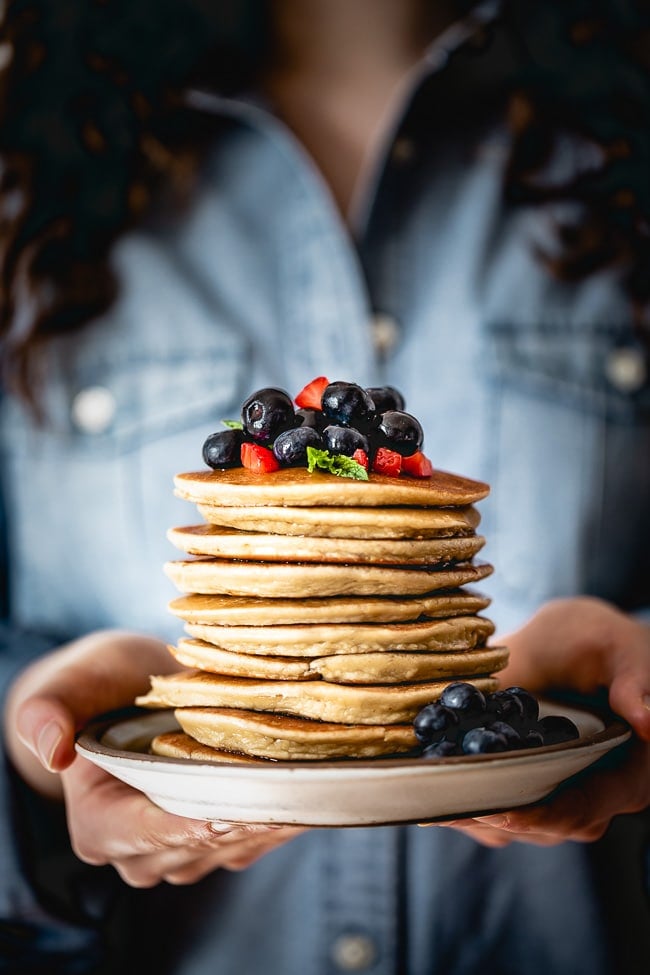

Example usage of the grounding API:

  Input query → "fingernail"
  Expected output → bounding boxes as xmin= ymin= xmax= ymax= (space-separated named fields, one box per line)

xmin=208 ymin=821 xmax=233 ymax=834
xmin=643 ymin=694 xmax=650 ymax=712
xmin=475 ymin=814 xmax=508 ymax=828
xmin=36 ymin=721 xmax=63 ymax=771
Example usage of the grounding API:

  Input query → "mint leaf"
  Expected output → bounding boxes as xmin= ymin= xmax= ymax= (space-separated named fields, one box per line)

xmin=306 ymin=447 xmax=369 ymax=481
xmin=222 ymin=419 xmax=243 ymax=430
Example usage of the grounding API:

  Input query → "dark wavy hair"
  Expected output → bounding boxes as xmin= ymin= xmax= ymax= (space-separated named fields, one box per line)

xmin=1 ymin=0 xmax=649 ymax=403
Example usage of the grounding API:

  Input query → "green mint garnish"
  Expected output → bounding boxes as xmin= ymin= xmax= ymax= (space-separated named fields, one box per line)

xmin=222 ymin=419 xmax=243 ymax=430
xmin=306 ymin=446 xmax=369 ymax=480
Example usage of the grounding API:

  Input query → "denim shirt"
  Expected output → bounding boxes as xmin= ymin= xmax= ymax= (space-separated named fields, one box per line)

xmin=1 ymin=8 xmax=649 ymax=975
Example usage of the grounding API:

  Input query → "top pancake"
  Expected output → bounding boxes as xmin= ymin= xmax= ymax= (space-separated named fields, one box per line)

xmin=174 ymin=467 xmax=489 ymax=508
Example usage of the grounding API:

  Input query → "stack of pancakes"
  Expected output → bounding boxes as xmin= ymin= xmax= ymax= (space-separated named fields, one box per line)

xmin=138 ymin=467 xmax=505 ymax=762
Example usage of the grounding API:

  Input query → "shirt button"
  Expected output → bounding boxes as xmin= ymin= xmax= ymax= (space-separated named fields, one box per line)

xmin=71 ymin=385 xmax=117 ymax=434
xmin=330 ymin=933 xmax=377 ymax=971
xmin=604 ymin=346 xmax=647 ymax=393
xmin=371 ymin=313 xmax=400 ymax=358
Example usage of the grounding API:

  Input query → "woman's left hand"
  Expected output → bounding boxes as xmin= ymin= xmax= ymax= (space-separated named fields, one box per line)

xmin=436 ymin=597 xmax=650 ymax=847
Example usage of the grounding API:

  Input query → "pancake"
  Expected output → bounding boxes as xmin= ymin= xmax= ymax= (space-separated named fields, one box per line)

xmin=167 ymin=524 xmax=485 ymax=566
xmin=174 ymin=708 xmax=418 ymax=760
xmin=136 ymin=671 xmax=499 ymax=724
xmin=170 ymin=637 xmax=508 ymax=684
xmin=174 ymin=467 xmax=490 ymax=508
xmin=168 ymin=588 xmax=492 ymax=626
xmin=196 ymin=503 xmax=481 ymax=539
xmin=151 ymin=731 xmax=269 ymax=764
xmin=183 ymin=615 xmax=495 ymax=656
xmin=164 ymin=558 xmax=494 ymax=598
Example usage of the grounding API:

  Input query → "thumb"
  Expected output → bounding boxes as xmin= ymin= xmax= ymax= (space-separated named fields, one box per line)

xmin=11 ymin=631 xmax=173 ymax=773
xmin=15 ymin=695 xmax=77 ymax=773
xmin=607 ymin=655 xmax=650 ymax=744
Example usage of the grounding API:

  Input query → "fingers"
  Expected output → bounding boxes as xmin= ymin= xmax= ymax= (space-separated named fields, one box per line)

xmin=497 ymin=598 xmax=650 ymax=741
xmin=436 ymin=739 xmax=650 ymax=847
xmin=62 ymin=758 xmax=304 ymax=888
xmin=112 ymin=827 xmax=304 ymax=888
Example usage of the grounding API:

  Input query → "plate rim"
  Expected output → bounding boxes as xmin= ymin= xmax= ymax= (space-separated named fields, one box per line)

xmin=76 ymin=702 xmax=631 ymax=774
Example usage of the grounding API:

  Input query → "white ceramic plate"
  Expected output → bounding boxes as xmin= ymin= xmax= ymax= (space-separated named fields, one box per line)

xmin=76 ymin=704 xmax=629 ymax=827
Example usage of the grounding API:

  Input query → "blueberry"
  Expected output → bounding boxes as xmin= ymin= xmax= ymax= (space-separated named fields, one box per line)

xmin=321 ymin=382 xmax=376 ymax=429
xmin=504 ymin=686 xmax=539 ymax=723
xmin=375 ymin=411 xmax=423 ymax=457
xmin=487 ymin=720 xmax=522 ymax=750
xmin=422 ymin=739 xmax=458 ymax=758
xmin=322 ymin=424 xmax=369 ymax=457
xmin=366 ymin=385 xmax=405 ymax=414
xmin=413 ymin=702 xmax=460 ymax=745
xmin=487 ymin=690 xmax=525 ymax=725
xmin=461 ymin=727 xmax=509 ymax=755
xmin=202 ymin=428 xmax=244 ymax=469
xmin=295 ymin=408 xmax=325 ymax=430
xmin=440 ymin=682 xmax=487 ymax=717
xmin=538 ymin=715 xmax=580 ymax=746
xmin=522 ymin=729 xmax=545 ymax=749
xmin=272 ymin=426 xmax=322 ymax=466
xmin=241 ymin=388 xmax=295 ymax=443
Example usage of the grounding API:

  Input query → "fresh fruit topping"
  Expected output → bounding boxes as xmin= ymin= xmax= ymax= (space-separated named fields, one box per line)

xmin=241 ymin=388 xmax=295 ymax=444
xmin=366 ymin=385 xmax=405 ymax=413
xmin=352 ymin=448 xmax=369 ymax=470
xmin=322 ymin=424 xmax=370 ymax=457
xmin=538 ymin=715 xmax=580 ymax=745
xmin=272 ymin=426 xmax=323 ymax=466
xmin=295 ymin=376 xmax=330 ymax=410
xmin=413 ymin=702 xmax=459 ymax=744
xmin=376 ymin=410 xmax=424 ymax=456
xmin=295 ymin=408 xmax=326 ymax=430
xmin=241 ymin=442 xmax=281 ymax=473
xmin=321 ymin=381 xmax=376 ymax=429
xmin=202 ymin=429 xmax=245 ymax=469
xmin=371 ymin=447 xmax=402 ymax=476
xmin=203 ymin=379 xmax=434 ymax=477
xmin=415 ymin=683 xmax=582 ymax=759
xmin=440 ymin=682 xmax=487 ymax=715
xmin=306 ymin=446 xmax=369 ymax=481
xmin=462 ymin=727 xmax=509 ymax=755
xmin=401 ymin=451 xmax=434 ymax=477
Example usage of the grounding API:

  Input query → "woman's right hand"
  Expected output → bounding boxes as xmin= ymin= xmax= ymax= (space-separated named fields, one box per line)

xmin=4 ymin=631 xmax=303 ymax=886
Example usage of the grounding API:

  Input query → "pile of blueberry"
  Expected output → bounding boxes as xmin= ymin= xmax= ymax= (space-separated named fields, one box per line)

xmin=414 ymin=682 xmax=580 ymax=757
xmin=201 ymin=378 xmax=433 ymax=477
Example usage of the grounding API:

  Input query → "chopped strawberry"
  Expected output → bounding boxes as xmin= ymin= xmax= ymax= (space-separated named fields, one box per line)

xmin=372 ymin=447 xmax=402 ymax=477
xmin=401 ymin=450 xmax=434 ymax=477
xmin=241 ymin=442 xmax=280 ymax=473
xmin=352 ymin=448 xmax=369 ymax=470
xmin=295 ymin=376 xmax=329 ymax=410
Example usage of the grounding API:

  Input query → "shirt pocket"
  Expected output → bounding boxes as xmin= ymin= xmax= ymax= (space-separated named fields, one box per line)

xmin=483 ymin=319 xmax=650 ymax=609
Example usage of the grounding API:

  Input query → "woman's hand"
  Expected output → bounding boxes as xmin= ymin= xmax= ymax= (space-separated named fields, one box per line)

xmin=436 ymin=597 xmax=650 ymax=847
xmin=4 ymin=631 xmax=303 ymax=885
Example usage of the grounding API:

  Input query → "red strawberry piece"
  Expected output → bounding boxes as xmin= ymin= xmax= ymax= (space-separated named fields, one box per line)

xmin=372 ymin=447 xmax=402 ymax=477
xmin=401 ymin=450 xmax=434 ymax=477
xmin=241 ymin=442 xmax=281 ymax=473
xmin=295 ymin=376 xmax=330 ymax=410
xmin=352 ymin=448 xmax=369 ymax=470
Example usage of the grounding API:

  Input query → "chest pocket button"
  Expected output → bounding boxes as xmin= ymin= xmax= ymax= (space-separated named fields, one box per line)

xmin=604 ymin=346 xmax=647 ymax=394
xmin=71 ymin=385 xmax=117 ymax=434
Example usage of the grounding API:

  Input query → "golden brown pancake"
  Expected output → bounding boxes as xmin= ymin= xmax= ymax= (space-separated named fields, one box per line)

xmin=170 ymin=637 xmax=508 ymax=684
xmin=136 ymin=671 xmax=499 ymax=724
xmin=196 ymin=503 xmax=481 ymax=539
xmin=182 ymin=615 xmax=495 ymax=656
xmin=168 ymin=588 xmax=492 ymax=626
xmin=174 ymin=467 xmax=489 ymax=508
xmin=167 ymin=524 xmax=485 ymax=566
xmin=164 ymin=558 xmax=494 ymax=598
xmin=151 ymin=731 xmax=269 ymax=764
xmin=174 ymin=708 xmax=418 ymax=760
